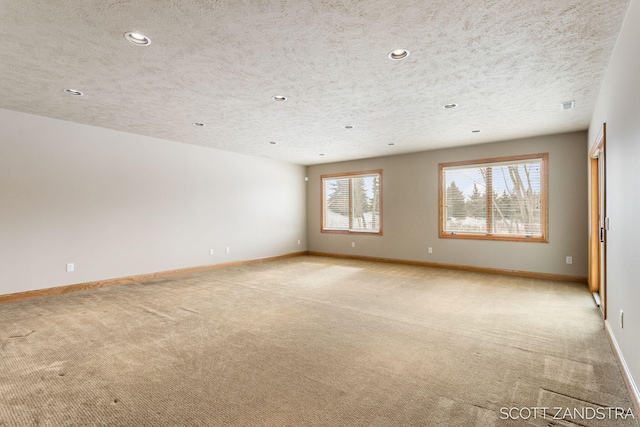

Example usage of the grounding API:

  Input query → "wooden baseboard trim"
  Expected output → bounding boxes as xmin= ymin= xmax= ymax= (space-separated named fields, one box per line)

xmin=306 ymin=251 xmax=588 ymax=283
xmin=2 ymin=250 xmax=587 ymax=305
xmin=604 ymin=320 xmax=640 ymax=415
xmin=0 ymin=252 xmax=306 ymax=305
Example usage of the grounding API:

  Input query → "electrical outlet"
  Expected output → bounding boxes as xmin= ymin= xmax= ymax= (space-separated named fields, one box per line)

xmin=428 ymin=247 xmax=433 ymax=254
xmin=225 ymin=247 xmax=230 ymax=254
xmin=620 ymin=310 xmax=624 ymax=329
xmin=565 ymin=256 xmax=572 ymax=264
xmin=66 ymin=263 xmax=74 ymax=272
xmin=351 ymin=242 xmax=356 ymax=248
xmin=209 ymin=249 xmax=214 ymax=255
xmin=297 ymin=239 xmax=301 ymax=245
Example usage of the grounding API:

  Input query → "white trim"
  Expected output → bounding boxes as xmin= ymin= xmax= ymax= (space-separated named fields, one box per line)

xmin=592 ymin=292 xmax=601 ymax=307
xmin=604 ymin=320 xmax=640 ymax=415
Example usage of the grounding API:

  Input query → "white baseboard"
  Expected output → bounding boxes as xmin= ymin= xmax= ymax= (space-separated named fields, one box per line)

xmin=604 ymin=320 xmax=640 ymax=415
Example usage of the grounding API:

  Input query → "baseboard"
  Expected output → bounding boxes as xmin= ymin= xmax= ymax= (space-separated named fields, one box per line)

xmin=604 ymin=320 xmax=640 ymax=415
xmin=306 ymin=251 xmax=588 ymax=283
xmin=0 ymin=252 xmax=306 ymax=305
xmin=1 ymin=250 xmax=588 ymax=304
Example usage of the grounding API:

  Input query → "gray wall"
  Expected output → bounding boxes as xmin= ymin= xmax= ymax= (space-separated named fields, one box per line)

xmin=589 ymin=0 xmax=640 ymax=400
xmin=0 ymin=109 xmax=307 ymax=296
xmin=307 ymin=132 xmax=588 ymax=277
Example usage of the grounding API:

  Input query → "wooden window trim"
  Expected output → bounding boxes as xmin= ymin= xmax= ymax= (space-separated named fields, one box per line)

xmin=321 ymin=169 xmax=383 ymax=235
xmin=438 ymin=153 xmax=548 ymax=243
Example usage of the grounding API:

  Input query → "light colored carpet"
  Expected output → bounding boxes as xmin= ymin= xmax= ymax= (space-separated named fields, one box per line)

xmin=1 ymin=256 xmax=637 ymax=426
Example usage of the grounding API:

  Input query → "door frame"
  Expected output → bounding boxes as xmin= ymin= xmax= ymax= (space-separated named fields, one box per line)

xmin=588 ymin=123 xmax=606 ymax=318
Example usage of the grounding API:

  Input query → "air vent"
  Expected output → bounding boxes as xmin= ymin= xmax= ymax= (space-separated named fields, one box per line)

xmin=561 ymin=100 xmax=575 ymax=110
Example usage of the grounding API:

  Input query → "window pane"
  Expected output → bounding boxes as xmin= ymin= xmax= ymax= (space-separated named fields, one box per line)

xmin=324 ymin=178 xmax=350 ymax=230
xmin=491 ymin=161 xmax=542 ymax=236
xmin=351 ymin=175 xmax=380 ymax=232
xmin=443 ymin=167 xmax=487 ymax=233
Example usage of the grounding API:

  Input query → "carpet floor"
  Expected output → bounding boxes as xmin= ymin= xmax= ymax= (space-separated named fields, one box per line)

xmin=1 ymin=255 xmax=637 ymax=426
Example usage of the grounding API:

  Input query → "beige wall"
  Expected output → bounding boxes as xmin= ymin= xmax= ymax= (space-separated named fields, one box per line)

xmin=307 ymin=131 xmax=588 ymax=277
xmin=589 ymin=0 xmax=640 ymax=402
xmin=0 ymin=109 xmax=307 ymax=296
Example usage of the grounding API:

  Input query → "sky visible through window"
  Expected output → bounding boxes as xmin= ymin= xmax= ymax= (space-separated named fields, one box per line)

xmin=445 ymin=162 xmax=541 ymax=199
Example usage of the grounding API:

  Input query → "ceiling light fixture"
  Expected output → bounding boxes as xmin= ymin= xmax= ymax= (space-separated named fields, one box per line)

xmin=268 ymin=141 xmax=277 ymax=145
xmin=124 ymin=31 xmax=151 ymax=46
xmin=388 ymin=49 xmax=410 ymax=60
xmin=272 ymin=95 xmax=287 ymax=102
xmin=319 ymin=153 xmax=325 ymax=156
xmin=472 ymin=129 xmax=481 ymax=133
xmin=193 ymin=122 xmax=205 ymax=127
xmin=388 ymin=142 xmax=396 ymax=146
xmin=443 ymin=103 xmax=458 ymax=109
xmin=344 ymin=125 xmax=354 ymax=129
xmin=63 ymin=89 xmax=83 ymax=96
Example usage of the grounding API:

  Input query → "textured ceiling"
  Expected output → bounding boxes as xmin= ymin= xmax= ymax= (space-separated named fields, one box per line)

xmin=0 ymin=0 xmax=630 ymax=165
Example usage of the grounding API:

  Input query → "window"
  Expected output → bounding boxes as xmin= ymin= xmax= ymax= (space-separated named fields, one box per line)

xmin=321 ymin=170 xmax=382 ymax=234
xmin=439 ymin=154 xmax=548 ymax=242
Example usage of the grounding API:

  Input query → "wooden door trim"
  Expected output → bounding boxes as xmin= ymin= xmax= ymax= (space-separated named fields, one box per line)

xmin=589 ymin=123 xmax=606 ymax=318
xmin=588 ymin=156 xmax=599 ymax=293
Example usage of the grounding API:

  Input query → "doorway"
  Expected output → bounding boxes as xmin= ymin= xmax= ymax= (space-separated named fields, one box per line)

xmin=589 ymin=123 xmax=606 ymax=318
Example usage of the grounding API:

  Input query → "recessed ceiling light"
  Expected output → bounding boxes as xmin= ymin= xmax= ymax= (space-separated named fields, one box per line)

xmin=472 ymin=129 xmax=481 ymax=133
xmin=388 ymin=142 xmax=396 ymax=146
xmin=319 ymin=153 xmax=325 ymax=156
xmin=63 ymin=89 xmax=83 ymax=96
xmin=272 ymin=95 xmax=287 ymax=102
xmin=268 ymin=141 xmax=277 ymax=145
xmin=193 ymin=122 xmax=205 ymax=127
xmin=443 ymin=103 xmax=458 ymax=109
xmin=388 ymin=49 xmax=410 ymax=60
xmin=561 ymin=100 xmax=575 ymax=110
xmin=124 ymin=31 xmax=151 ymax=46
xmin=344 ymin=125 xmax=354 ymax=129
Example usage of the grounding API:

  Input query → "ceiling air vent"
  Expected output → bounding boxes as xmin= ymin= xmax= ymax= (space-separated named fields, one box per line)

xmin=561 ymin=100 xmax=575 ymax=110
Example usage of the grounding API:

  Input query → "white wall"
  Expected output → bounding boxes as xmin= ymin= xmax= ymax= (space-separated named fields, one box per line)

xmin=589 ymin=0 xmax=640 ymax=401
xmin=0 ymin=109 xmax=307 ymax=296
xmin=307 ymin=131 xmax=588 ymax=277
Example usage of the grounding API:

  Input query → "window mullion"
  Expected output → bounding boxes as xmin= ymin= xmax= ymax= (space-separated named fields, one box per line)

xmin=485 ymin=167 xmax=493 ymax=234
xmin=348 ymin=178 xmax=353 ymax=231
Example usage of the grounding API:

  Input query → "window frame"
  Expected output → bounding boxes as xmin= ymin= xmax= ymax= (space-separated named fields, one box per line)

xmin=320 ymin=169 xmax=383 ymax=235
xmin=438 ymin=153 xmax=548 ymax=243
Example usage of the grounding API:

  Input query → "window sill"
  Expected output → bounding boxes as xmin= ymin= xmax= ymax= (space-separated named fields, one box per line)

xmin=439 ymin=232 xmax=547 ymax=243
xmin=322 ymin=229 xmax=382 ymax=236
